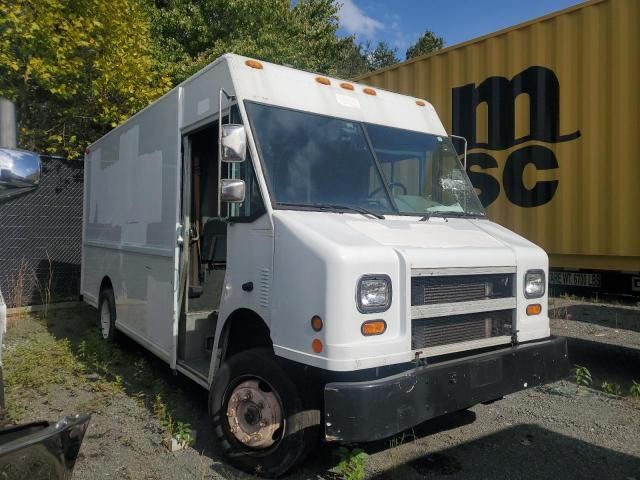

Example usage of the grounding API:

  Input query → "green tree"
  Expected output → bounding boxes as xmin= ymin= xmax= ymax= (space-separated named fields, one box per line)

xmin=406 ymin=30 xmax=444 ymax=60
xmin=148 ymin=0 xmax=354 ymax=84
xmin=336 ymin=40 xmax=399 ymax=78
xmin=0 ymin=0 xmax=170 ymax=158
xmin=367 ymin=41 xmax=399 ymax=71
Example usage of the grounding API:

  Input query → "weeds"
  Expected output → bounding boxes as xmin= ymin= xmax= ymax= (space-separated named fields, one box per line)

xmin=4 ymin=308 xmax=196 ymax=446
xmin=601 ymin=381 xmax=622 ymax=396
xmin=30 ymin=251 xmax=54 ymax=318
xmin=572 ymin=365 xmax=592 ymax=388
xmin=630 ymin=381 xmax=640 ymax=399
xmin=174 ymin=421 xmax=194 ymax=447
xmin=334 ymin=447 xmax=368 ymax=480
xmin=9 ymin=258 xmax=29 ymax=320
xmin=154 ymin=393 xmax=193 ymax=448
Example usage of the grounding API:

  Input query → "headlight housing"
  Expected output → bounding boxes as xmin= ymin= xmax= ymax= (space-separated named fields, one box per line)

xmin=357 ymin=275 xmax=391 ymax=313
xmin=524 ymin=270 xmax=546 ymax=298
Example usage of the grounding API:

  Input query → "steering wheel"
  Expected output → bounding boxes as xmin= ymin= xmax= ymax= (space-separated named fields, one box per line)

xmin=369 ymin=182 xmax=408 ymax=198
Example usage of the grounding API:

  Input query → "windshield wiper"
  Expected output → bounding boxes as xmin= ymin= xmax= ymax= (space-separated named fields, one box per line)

xmin=419 ymin=211 xmax=485 ymax=221
xmin=277 ymin=202 xmax=385 ymax=219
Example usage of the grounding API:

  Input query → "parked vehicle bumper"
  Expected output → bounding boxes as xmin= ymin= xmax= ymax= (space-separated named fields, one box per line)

xmin=0 ymin=414 xmax=91 ymax=479
xmin=323 ymin=336 xmax=569 ymax=443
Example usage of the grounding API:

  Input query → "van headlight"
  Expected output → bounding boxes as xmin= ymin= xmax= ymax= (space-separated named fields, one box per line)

xmin=524 ymin=270 xmax=545 ymax=298
xmin=357 ymin=275 xmax=391 ymax=313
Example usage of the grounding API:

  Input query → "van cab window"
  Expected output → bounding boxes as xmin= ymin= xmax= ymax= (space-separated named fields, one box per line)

xmin=245 ymin=101 xmax=485 ymax=218
xmin=245 ymin=102 xmax=392 ymax=214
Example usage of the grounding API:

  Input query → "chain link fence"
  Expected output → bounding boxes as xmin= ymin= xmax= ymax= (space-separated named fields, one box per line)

xmin=0 ymin=157 xmax=84 ymax=308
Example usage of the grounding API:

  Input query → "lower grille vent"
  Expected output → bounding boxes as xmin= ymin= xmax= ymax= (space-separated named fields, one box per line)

xmin=411 ymin=310 xmax=512 ymax=350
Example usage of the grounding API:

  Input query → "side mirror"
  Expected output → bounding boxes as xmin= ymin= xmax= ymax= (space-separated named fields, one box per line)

xmin=220 ymin=178 xmax=245 ymax=203
xmin=0 ymin=147 xmax=41 ymax=199
xmin=221 ymin=124 xmax=247 ymax=163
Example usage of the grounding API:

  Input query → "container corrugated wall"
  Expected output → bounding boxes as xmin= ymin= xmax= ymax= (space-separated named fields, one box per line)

xmin=358 ymin=0 xmax=640 ymax=272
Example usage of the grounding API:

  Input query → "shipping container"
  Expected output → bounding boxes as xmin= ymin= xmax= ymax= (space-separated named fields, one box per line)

xmin=357 ymin=0 xmax=640 ymax=296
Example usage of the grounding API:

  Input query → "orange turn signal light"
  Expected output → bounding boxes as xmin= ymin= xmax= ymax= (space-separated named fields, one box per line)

xmin=311 ymin=315 xmax=323 ymax=332
xmin=340 ymin=82 xmax=354 ymax=91
xmin=312 ymin=339 xmax=323 ymax=353
xmin=415 ymin=100 xmax=426 ymax=106
xmin=363 ymin=87 xmax=377 ymax=96
xmin=526 ymin=304 xmax=542 ymax=316
xmin=361 ymin=320 xmax=387 ymax=336
xmin=245 ymin=59 xmax=263 ymax=69
xmin=315 ymin=76 xmax=331 ymax=85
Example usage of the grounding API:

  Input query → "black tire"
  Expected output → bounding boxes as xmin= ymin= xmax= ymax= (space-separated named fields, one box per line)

xmin=209 ymin=348 xmax=320 ymax=477
xmin=97 ymin=288 xmax=117 ymax=341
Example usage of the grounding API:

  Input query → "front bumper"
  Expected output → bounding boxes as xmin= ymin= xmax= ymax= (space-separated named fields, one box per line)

xmin=324 ymin=336 xmax=569 ymax=443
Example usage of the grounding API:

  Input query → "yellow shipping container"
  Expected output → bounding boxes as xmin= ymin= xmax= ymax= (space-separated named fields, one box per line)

xmin=358 ymin=0 xmax=640 ymax=293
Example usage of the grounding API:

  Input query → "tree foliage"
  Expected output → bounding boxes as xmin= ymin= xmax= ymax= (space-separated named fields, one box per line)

xmin=406 ymin=30 xmax=444 ymax=60
xmin=1 ymin=0 xmax=442 ymax=157
xmin=334 ymin=40 xmax=399 ymax=78
xmin=0 ymin=0 xmax=170 ymax=158
xmin=149 ymin=0 xmax=354 ymax=84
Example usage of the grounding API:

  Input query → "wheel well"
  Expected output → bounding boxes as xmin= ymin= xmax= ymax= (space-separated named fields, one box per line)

xmin=99 ymin=276 xmax=113 ymax=296
xmin=220 ymin=309 xmax=272 ymax=362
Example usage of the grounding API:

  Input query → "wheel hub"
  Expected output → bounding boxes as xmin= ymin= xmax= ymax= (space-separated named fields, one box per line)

xmin=226 ymin=379 xmax=282 ymax=449
xmin=100 ymin=302 xmax=110 ymax=339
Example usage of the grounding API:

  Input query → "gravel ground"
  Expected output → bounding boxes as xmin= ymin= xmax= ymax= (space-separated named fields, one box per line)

xmin=3 ymin=304 xmax=640 ymax=480
xmin=550 ymin=297 xmax=640 ymax=350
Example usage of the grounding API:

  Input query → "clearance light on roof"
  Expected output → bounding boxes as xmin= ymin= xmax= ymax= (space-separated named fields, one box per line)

xmin=363 ymin=87 xmax=377 ymax=96
xmin=245 ymin=59 xmax=263 ymax=69
xmin=340 ymin=82 xmax=354 ymax=91
xmin=315 ymin=76 xmax=331 ymax=85
xmin=416 ymin=100 xmax=426 ymax=106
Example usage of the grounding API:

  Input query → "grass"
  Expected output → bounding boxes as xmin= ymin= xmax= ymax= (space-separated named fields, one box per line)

xmin=3 ymin=307 xmax=198 ymax=447
xmin=333 ymin=446 xmax=368 ymax=480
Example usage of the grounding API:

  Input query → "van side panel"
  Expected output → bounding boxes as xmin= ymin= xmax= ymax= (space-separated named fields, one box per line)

xmin=81 ymin=92 xmax=180 ymax=361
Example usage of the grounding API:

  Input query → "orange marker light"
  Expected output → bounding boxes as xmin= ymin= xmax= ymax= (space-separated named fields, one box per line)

xmin=315 ymin=76 xmax=331 ymax=85
xmin=340 ymin=82 xmax=354 ymax=91
xmin=245 ymin=59 xmax=263 ymax=69
xmin=361 ymin=320 xmax=387 ymax=336
xmin=526 ymin=304 xmax=542 ymax=316
xmin=311 ymin=315 xmax=323 ymax=332
xmin=416 ymin=100 xmax=426 ymax=106
xmin=363 ymin=87 xmax=377 ymax=96
xmin=312 ymin=339 xmax=323 ymax=353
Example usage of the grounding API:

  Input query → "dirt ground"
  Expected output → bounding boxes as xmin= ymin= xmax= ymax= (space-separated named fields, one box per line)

xmin=3 ymin=304 xmax=640 ymax=480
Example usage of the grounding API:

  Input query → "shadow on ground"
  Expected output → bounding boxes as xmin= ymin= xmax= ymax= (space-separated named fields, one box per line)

xmin=369 ymin=424 xmax=640 ymax=480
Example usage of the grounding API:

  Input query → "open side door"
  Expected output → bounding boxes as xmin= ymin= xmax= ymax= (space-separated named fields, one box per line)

xmin=172 ymin=137 xmax=191 ymax=370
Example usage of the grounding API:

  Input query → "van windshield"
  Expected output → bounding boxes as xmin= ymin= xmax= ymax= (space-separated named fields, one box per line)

xmin=245 ymin=102 xmax=485 ymax=217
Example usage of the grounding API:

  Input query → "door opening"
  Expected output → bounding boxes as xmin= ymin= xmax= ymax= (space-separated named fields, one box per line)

xmin=178 ymin=121 xmax=227 ymax=378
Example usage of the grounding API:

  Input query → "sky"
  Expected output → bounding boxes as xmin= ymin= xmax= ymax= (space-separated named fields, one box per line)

xmin=337 ymin=0 xmax=583 ymax=58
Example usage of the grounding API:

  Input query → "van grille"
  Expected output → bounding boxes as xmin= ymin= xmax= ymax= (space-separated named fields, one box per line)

xmin=411 ymin=274 xmax=514 ymax=306
xmin=411 ymin=310 xmax=512 ymax=350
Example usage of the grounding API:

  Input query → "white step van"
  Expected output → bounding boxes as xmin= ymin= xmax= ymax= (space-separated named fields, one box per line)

xmin=81 ymin=54 xmax=569 ymax=476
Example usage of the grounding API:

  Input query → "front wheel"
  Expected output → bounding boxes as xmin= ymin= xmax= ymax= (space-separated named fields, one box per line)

xmin=209 ymin=349 xmax=319 ymax=477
